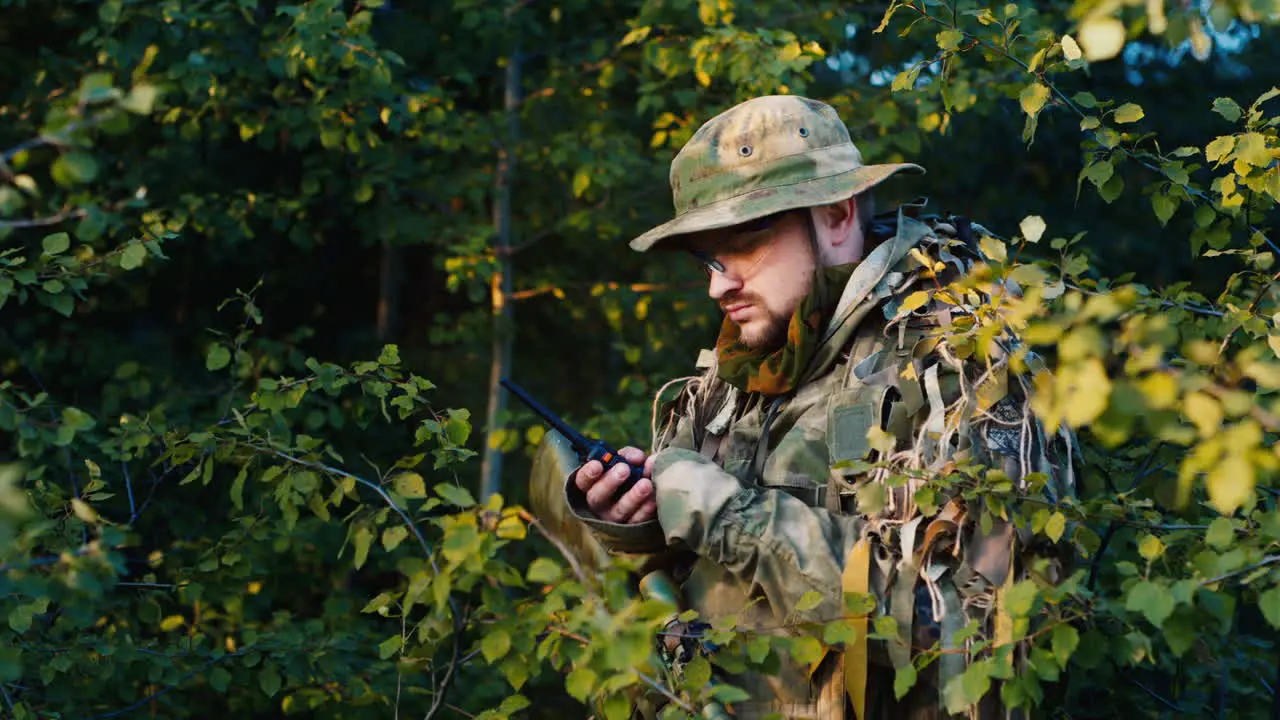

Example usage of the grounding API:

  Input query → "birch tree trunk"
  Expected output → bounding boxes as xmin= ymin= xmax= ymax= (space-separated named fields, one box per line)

xmin=479 ymin=47 xmax=520 ymax=501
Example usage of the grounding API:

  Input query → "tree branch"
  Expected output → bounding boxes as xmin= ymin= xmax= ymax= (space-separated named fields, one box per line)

xmin=253 ymin=446 xmax=463 ymax=720
xmin=79 ymin=650 xmax=248 ymax=720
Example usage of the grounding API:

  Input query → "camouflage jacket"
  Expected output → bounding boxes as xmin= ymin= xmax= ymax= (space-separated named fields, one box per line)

xmin=566 ymin=212 xmax=1077 ymax=719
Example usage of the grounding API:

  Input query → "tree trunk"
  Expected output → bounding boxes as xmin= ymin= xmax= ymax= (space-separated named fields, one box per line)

xmin=376 ymin=240 xmax=400 ymax=343
xmin=479 ymin=46 xmax=520 ymax=501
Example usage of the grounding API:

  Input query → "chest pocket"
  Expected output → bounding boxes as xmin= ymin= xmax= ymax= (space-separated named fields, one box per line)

xmin=826 ymin=330 xmax=930 ymax=506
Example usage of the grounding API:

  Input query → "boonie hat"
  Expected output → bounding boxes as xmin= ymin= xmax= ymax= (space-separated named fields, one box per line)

xmin=631 ymin=95 xmax=924 ymax=252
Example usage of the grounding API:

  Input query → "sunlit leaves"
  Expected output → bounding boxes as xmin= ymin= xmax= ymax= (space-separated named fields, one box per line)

xmin=1077 ymin=17 xmax=1126 ymax=61
xmin=1019 ymin=215 xmax=1047 ymax=244
xmin=1020 ymin=83 xmax=1050 ymax=118
xmin=1113 ymin=104 xmax=1144 ymax=124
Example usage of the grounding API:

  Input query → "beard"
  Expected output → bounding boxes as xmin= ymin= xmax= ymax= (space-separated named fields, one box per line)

xmin=736 ymin=309 xmax=790 ymax=350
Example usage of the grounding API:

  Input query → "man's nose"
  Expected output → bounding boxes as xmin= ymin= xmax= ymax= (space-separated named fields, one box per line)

xmin=707 ymin=269 xmax=741 ymax=301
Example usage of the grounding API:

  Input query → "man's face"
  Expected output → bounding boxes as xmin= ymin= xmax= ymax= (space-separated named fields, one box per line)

xmin=685 ymin=211 xmax=817 ymax=350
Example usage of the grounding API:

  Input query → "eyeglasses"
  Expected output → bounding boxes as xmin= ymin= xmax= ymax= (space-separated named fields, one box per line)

xmin=689 ymin=211 xmax=792 ymax=279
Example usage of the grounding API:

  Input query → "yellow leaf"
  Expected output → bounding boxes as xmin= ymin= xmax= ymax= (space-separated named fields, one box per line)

xmin=979 ymin=235 xmax=1007 ymax=263
xmin=899 ymin=290 xmax=931 ymax=315
xmin=71 ymin=498 xmax=98 ymax=523
xmin=1061 ymin=34 xmax=1083 ymax=61
xmin=1138 ymin=534 xmax=1165 ymax=561
xmin=1207 ymin=454 xmax=1254 ymax=516
xmin=1019 ymin=83 xmax=1050 ymax=118
xmin=1184 ymin=392 xmax=1223 ymax=437
xmin=1078 ymin=16 xmax=1126 ymax=62
xmin=1019 ymin=215 xmax=1047 ymax=243
xmin=696 ymin=69 xmax=711 ymax=87
xmin=1062 ymin=359 xmax=1111 ymax=428
xmin=160 ymin=615 xmax=186 ymax=632
xmin=1139 ymin=373 xmax=1178 ymax=410
xmin=1008 ymin=263 xmax=1048 ymax=288
xmin=1113 ymin=103 xmax=1144 ymax=123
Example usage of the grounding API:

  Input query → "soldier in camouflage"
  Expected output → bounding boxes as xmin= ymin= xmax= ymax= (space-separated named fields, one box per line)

xmin=561 ymin=95 xmax=1076 ymax=719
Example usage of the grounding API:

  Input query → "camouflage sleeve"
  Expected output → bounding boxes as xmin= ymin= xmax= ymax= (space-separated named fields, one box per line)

xmin=650 ymin=447 xmax=863 ymax=622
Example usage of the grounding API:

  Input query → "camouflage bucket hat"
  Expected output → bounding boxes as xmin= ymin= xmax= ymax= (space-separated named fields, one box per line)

xmin=631 ymin=95 xmax=925 ymax=252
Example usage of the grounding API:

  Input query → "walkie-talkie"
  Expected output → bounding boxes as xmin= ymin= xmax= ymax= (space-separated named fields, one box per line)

xmin=500 ymin=379 xmax=645 ymax=501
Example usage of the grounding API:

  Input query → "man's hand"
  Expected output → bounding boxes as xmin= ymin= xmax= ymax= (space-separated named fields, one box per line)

xmin=574 ymin=446 xmax=657 ymax=524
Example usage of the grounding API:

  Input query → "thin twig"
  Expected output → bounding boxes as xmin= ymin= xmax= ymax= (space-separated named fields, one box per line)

xmin=635 ymin=670 xmax=696 ymax=714
xmin=1128 ymin=677 xmax=1189 ymax=714
xmin=253 ymin=447 xmax=463 ymax=720
xmin=122 ymin=461 xmax=137 ymax=524
xmin=0 ymin=208 xmax=87 ymax=229
xmin=1200 ymin=555 xmax=1280 ymax=587
xmin=518 ymin=509 xmax=588 ymax=586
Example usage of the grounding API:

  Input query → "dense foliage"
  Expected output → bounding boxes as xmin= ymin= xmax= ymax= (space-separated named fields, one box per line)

xmin=3 ymin=0 xmax=1280 ymax=717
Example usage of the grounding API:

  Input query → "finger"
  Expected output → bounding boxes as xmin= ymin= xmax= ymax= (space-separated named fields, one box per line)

xmin=606 ymin=478 xmax=653 ymax=523
xmin=617 ymin=446 xmax=646 ymax=465
xmin=626 ymin=498 xmax=658 ymax=525
xmin=586 ymin=461 xmax=634 ymax=513
xmin=574 ymin=460 xmax=604 ymax=494
xmin=643 ymin=455 xmax=656 ymax=479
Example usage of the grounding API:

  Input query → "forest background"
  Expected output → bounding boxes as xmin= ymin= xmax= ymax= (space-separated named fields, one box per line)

xmin=4 ymin=0 xmax=1280 ymax=718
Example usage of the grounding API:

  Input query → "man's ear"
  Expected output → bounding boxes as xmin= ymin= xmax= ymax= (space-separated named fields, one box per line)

xmin=821 ymin=198 xmax=858 ymax=247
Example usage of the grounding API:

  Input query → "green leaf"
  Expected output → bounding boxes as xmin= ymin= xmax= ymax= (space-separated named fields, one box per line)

xmin=1019 ymin=83 xmax=1050 ymax=118
xmin=894 ymin=663 xmax=918 ymax=700
xmin=378 ymin=635 xmax=403 ymax=659
xmin=1044 ymin=512 xmax=1066 ymax=542
xmin=572 ymin=169 xmax=590 ymax=198
xmin=527 ymin=557 xmax=561 ymax=584
xmin=206 ymin=345 xmax=231 ymax=371
xmin=1206 ymin=517 xmax=1235 ymax=550
xmin=209 ymin=666 xmax=232 ymax=693
xmin=259 ymin=666 xmax=282 ymax=697
xmin=394 ymin=472 xmax=427 ymax=498
xmin=1212 ymin=97 xmax=1244 ymax=123
xmin=684 ymin=654 xmax=711 ymax=688
xmin=936 ymin=29 xmax=964 ymax=50
xmin=1126 ymin=580 xmax=1175 ymax=628
xmin=435 ymin=482 xmax=475 ymax=507
xmin=51 ymin=153 xmax=99 ymax=186
xmin=121 ymin=84 xmax=159 ymax=114
xmin=42 ymin=232 xmax=71 ymax=255
xmin=1004 ymin=580 xmax=1039 ymax=618
xmin=1259 ymin=586 xmax=1280 ymax=629
xmin=120 ymin=243 xmax=146 ymax=270
xmin=789 ymin=635 xmax=823 ymax=666
xmin=1113 ymin=103 xmax=1144 ymax=123
xmin=565 ymin=666 xmax=595 ymax=701
xmin=1051 ymin=624 xmax=1079 ymax=666
xmin=352 ymin=525 xmax=374 ymax=569
xmin=482 ymin=629 xmax=512 ymax=663
xmin=381 ymin=526 xmax=408 ymax=552
xmin=61 ymin=406 xmax=96 ymax=431
xmin=1152 ymin=193 xmax=1178 ymax=226
xmin=796 ymin=590 xmax=824 ymax=612
xmin=7 ymin=605 xmax=34 ymax=634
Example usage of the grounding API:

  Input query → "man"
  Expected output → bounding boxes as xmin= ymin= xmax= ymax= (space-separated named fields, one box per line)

xmin=564 ymin=96 xmax=1075 ymax=719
